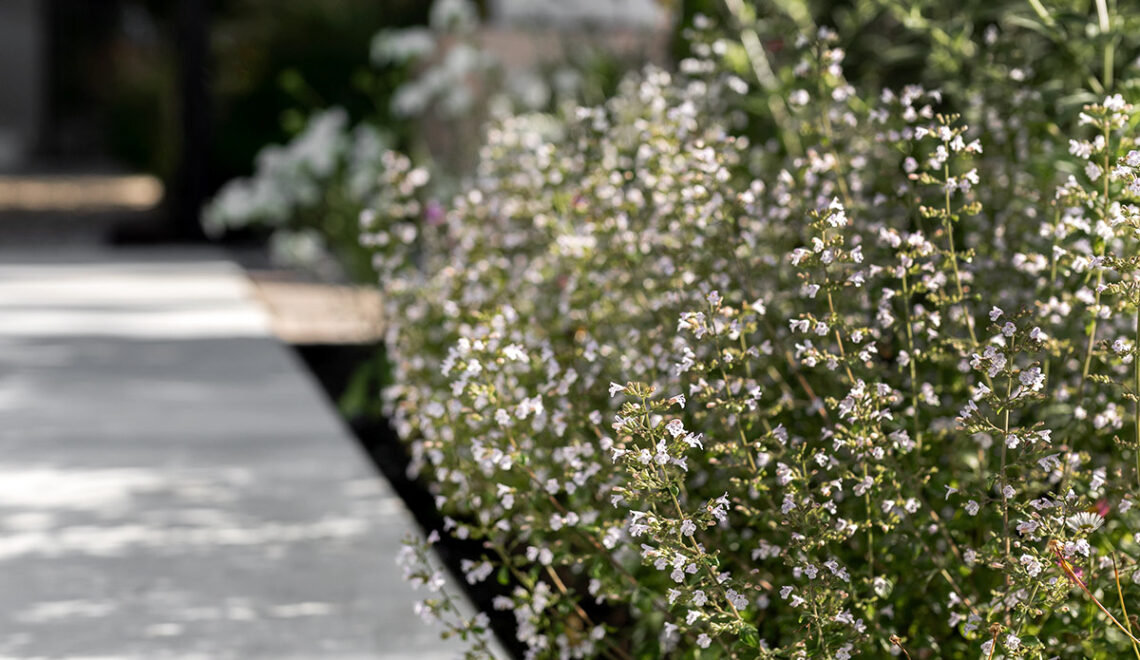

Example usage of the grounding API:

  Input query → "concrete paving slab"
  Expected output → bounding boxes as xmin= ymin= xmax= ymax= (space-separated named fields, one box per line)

xmin=0 ymin=248 xmax=469 ymax=659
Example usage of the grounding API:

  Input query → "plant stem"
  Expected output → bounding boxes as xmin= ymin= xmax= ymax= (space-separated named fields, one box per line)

xmin=901 ymin=270 xmax=922 ymax=451
xmin=708 ymin=305 xmax=759 ymax=471
xmin=942 ymin=162 xmax=990 ymax=392
xmin=1112 ymin=553 xmax=1140 ymax=660
xmin=826 ymin=287 xmax=856 ymax=384
xmin=945 ymin=216 xmax=975 ymax=349
xmin=814 ymin=44 xmax=853 ymax=210
xmin=890 ymin=636 xmax=914 ymax=659
xmin=1000 ymin=376 xmax=1012 ymax=591
xmin=1014 ymin=583 xmax=1040 ymax=639
xmin=1096 ymin=0 xmax=1114 ymax=90
xmin=1081 ymin=119 xmax=1112 ymax=387
xmin=723 ymin=0 xmax=803 ymax=159
xmin=1056 ymin=544 xmax=1140 ymax=644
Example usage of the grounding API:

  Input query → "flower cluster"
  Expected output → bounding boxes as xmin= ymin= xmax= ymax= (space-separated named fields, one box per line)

xmin=203 ymin=106 xmax=398 ymax=280
xmin=364 ymin=4 xmax=1140 ymax=659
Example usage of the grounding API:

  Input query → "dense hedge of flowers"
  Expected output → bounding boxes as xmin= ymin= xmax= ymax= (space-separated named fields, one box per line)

xmin=367 ymin=3 xmax=1140 ymax=658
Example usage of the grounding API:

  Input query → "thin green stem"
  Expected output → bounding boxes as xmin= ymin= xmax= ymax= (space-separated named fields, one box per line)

xmin=814 ymin=44 xmax=853 ymax=210
xmin=944 ymin=165 xmax=980 ymax=353
xmin=1081 ymin=120 xmax=1112 ymax=387
xmin=1112 ymin=553 xmax=1140 ymax=660
xmin=723 ymin=0 xmax=803 ymax=158
xmin=1000 ymin=376 xmax=1013 ymax=597
xmin=901 ymin=269 xmax=923 ymax=451
xmin=1135 ymin=303 xmax=1140 ymax=489
xmin=825 ymin=287 xmax=856 ymax=384
xmin=1096 ymin=0 xmax=1113 ymax=90
xmin=940 ymin=160 xmax=992 ymax=395
xmin=1014 ymin=583 xmax=1040 ymax=639
xmin=1026 ymin=0 xmax=1055 ymax=26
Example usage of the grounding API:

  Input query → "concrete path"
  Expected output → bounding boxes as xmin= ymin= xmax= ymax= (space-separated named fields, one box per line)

xmin=0 ymin=248 xmax=465 ymax=659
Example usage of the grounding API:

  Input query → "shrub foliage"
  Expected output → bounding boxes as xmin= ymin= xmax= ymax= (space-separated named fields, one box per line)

xmin=369 ymin=2 xmax=1140 ymax=658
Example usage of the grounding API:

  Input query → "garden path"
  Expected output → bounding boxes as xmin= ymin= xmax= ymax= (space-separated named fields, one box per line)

xmin=0 ymin=248 xmax=465 ymax=659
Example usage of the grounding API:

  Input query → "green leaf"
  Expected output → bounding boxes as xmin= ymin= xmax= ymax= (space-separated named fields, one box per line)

xmin=722 ymin=42 xmax=752 ymax=77
xmin=740 ymin=624 xmax=760 ymax=648
xmin=338 ymin=364 xmax=374 ymax=417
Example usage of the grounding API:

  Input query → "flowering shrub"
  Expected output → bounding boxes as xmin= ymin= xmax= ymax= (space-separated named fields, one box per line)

xmin=204 ymin=107 xmax=392 ymax=278
xmin=205 ymin=0 xmax=635 ymax=282
xmin=368 ymin=3 xmax=1140 ymax=658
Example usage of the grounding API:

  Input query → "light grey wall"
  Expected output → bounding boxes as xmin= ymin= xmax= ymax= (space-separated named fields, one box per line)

xmin=490 ymin=0 xmax=667 ymax=29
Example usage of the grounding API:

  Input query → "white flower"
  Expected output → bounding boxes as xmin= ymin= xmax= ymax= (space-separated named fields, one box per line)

xmin=1066 ymin=511 xmax=1104 ymax=533
xmin=989 ymin=306 xmax=1003 ymax=321
xmin=725 ymin=589 xmax=748 ymax=610
xmin=696 ymin=634 xmax=711 ymax=649
xmin=501 ymin=343 xmax=527 ymax=362
xmin=826 ymin=197 xmax=848 ymax=226
xmin=1105 ymin=93 xmax=1127 ymax=111
xmin=609 ymin=382 xmax=625 ymax=397
xmin=1070 ymin=139 xmax=1093 ymax=159
xmin=1019 ymin=366 xmax=1045 ymax=391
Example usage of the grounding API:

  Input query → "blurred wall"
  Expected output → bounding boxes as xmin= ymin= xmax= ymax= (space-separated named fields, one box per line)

xmin=0 ymin=0 xmax=43 ymax=170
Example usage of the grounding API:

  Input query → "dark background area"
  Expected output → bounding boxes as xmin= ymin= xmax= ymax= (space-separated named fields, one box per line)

xmin=4 ymin=0 xmax=432 ymax=238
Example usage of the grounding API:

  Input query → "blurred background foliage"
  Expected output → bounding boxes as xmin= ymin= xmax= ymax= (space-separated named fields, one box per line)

xmin=88 ymin=0 xmax=429 ymax=187
xmin=60 ymin=0 xmax=1140 ymax=184
xmin=61 ymin=0 xmax=1140 ymax=273
xmin=207 ymin=0 xmax=431 ymax=186
xmin=199 ymin=0 xmax=660 ymax=282
xmin=673 ymin=0 xmax=1140 ymax=144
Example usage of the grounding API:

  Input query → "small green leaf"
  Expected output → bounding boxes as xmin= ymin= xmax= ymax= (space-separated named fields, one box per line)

xmin=740 ymin=624 xmax=759 ymax=648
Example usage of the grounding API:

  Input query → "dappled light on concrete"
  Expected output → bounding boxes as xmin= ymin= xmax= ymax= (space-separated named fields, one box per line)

xmin=0 ymin=249 xmax=466 ymax=658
